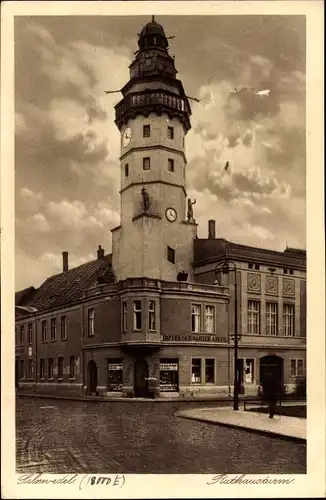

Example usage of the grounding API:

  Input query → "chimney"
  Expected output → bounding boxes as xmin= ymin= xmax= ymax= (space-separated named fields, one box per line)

xmin=62 ymin=251 xmax=68 ymax=272
xmin=208 ymin=219 xmax=216 ymax=239
xmin=97 ymin=245 xmax=105 ymax=259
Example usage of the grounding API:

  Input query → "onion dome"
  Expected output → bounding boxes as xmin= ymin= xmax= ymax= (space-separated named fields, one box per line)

xmin=138 ymin=17 xmax=169 ymax=51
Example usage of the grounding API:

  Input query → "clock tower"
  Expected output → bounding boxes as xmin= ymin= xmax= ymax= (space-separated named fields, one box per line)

xmin=112 ymin=18 xmax=197 ymax=281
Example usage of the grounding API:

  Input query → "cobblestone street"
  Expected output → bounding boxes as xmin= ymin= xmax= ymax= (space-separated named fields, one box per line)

xmin=16 ymin=397 xmax=306 ymax=474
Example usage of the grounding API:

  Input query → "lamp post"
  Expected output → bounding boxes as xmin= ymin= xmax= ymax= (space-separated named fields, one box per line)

xmin=215 ymin=259 xmax=241 ymax=410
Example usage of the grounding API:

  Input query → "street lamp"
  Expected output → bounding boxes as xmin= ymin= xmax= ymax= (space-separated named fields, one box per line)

xmin=215 ymin=259 xmax=242 ymax=410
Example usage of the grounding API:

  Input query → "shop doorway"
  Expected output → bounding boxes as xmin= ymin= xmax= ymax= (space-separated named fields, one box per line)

xmin=259 ymin=355 xmax=284 ymax=391
xmin=134 ymin=358 xmax=149 ymax=397
xmin=87 ymin=360 xmax=98 ymax=395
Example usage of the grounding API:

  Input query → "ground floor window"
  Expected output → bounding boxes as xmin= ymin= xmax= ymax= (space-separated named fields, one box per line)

xmin=191 ymin=358 xmax=216 ymax=384
xmin=19 ymin=360 xmax=24 ymax=379
xmin=191 ymin=358 xmax=202 ymax=383
xmin=159 ymin=359 xmax=179 ymax=391
xmin=48 ymin=358 xmax=54 ymax=379
xmin=290 ymin=358 xmax=305 ymax=377
xmin=40 ymin=359 xmax=45 ymax=380
xmin=237 ymin=358 xmax=255 ymax=384
xmin=205 ymin=358 xmax=215 ymax=383
xmin=70 ymin=356 xmax=76 ymax=379
xmin=58 ymin=357 xmax=64 ymax=379
xmin=107 ymin=359 xmax=123 ymax=391
xmin=27 ymin=359 xmax=33 ymax=379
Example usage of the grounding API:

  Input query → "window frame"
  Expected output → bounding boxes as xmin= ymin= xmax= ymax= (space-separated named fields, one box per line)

xmin=69 ymin=356 xmax=76 ymax=379
xmin=191 ymin=304 xmax=201 ymax=333
xmin=41 ymin=320 xmax=47 ymax=343
xmin=27 ymin=323 xmax=33 ymax=344
xmin=58 ymin=356 xmax=64 ymax=380
xmin=204 ymin=304 xmax=215 ymax=333
xmin=167 ymin=246 xmax=175 ymax=264
xmin=40 ymin=359 xmax=45 ymax=380
xmin=19 ymin=360 xmax=24 ymax=379
xmin=88 ymin=308 xmax=95 ymax=337
xmin=247 ymin=300 xmax=260 ymax=335
xmin=48 ymin=358 xmax=54 ymax=380
xmin=124 ymin=163 xmax=129 ymax=177
xmin=60 ymin=315 xmax=67 ymax=341
xmin=283 ymin=303 xmax=295 ymax=337
xmin=167 ymin=126 xmax=174 ymax=140
xmin=122 ymin=302 xmax=128 ymax=332
xmin=191 ymin=358 xmax=202 ymax=384
xmin=167 ymin=158 xmax=175 ymax=172
xmin=143 ymin=124 xmax=151 ymax=138
xmin=143 ymin=157 xmax=151 ymax=170
xmin=205 ymin=358 xmax=215 ymax=384
xmin=19 ymin=325 xmax=24 ymax=345
xmin=27 ymin=359 xmax=33 ymax=379
xmin=266 ymin=302 xmax=278 ymax=336
xmin=238 ymin=357 xmax=255 ymax=384
xmin=148 ymin=300 xmax=156 ymax=331
xmin=133 ymin=300 xmax=142 ymax=331
xmin=290 ymin=358 xmax=305 ymax=377
xmin=50 ymin=318 xmax=57 ymax=341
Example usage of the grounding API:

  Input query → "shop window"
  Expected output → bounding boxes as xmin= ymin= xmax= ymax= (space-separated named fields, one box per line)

xmin=266 ymin=302 xmax=278 ymax=335
xmin=107 ymin=359 xmax=123 ymax=391
xmin=167 ymin=246 xmax=175 ymax=264
xmin=159 ymin=359 xmax=179 ymax=391
xmin=60 ymin=316 xmax=67 ymax=340
xmin=58 ymin=357 xmax=64 ymax=379
xmin=168 ymin=159 xmax=174 ymax=172
xmin=50 ymin=318 xmax=56 ymax=341
xmin=167 ymin=126 xmax=174 ymax=140
xmin=19 ymin=360 xmax=24 ymax=379
xmin=248 ymin=300 xmax=260 ymax=334
xmin=88 ymin=309 xmax=95 ymax=337
xmin=191 ymin=358 xmax=201 ymax=383
xmin=28 ymin=359 xmax=33 ymax=379
xmin=41 ymin=320 xmax=47 ymax=342
xmin=244 ymin=359 xmax=254 ymax=383
xmin=28 ymin=323 xmax=33 ymax=344
xmin=125 ymin=163 xmax=129 ymax=177
xmin=40 ymin=359 xmax=45 ymax=380
xmin=191 ymin=304 xmax=201 ymax=333
xmin=19 ymin=325 xmax=24 ymax=345
xmin=143 ymin=157 xmax=151 ymax=170
xmin=69 ymin=356 xmax=76 ymax=379
xmin=205 ymin=359 xmax=215 ymax=383
xmin=143 ymin=124 xmax=150 ymax=138
xmin=122 ymin=302 xmax=127 ymax=332
xmin=148 ymin=300 xmax=156 ymax=331
xmin=204 ymin=305 xmax=215 ymax=333
xmin=48 ymin=358 xmax=54 ymax=379
xmin=133 ymin=300 xmax=142 ymax=330
xmin=283 ymin=304 xmax=294 ymax=336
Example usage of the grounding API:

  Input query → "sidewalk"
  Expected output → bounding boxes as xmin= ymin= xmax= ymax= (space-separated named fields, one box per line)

xmin=176 ymin=406 xmax=306 ymax=442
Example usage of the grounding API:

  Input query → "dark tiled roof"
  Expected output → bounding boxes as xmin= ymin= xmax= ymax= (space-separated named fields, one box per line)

xmin=193 ymin=239 xmax=306 ymax=269
xmin=15 ymin=286 xmax=36 ymax=305
xmin=16 ymin=254 xmax=115 ymax=312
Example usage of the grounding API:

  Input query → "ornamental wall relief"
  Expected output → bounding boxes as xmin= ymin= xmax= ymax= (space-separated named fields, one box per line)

xmin=247 ymin=273 xmax=261 ymax=293
xmin=265 ymin=276 xmax=278 ymax=295
xmin=283 ymin=278 xmax=295 ymax=297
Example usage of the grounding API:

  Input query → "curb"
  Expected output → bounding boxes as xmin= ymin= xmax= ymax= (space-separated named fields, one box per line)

xmin=176 ymin=413 xmax=306 ymax=443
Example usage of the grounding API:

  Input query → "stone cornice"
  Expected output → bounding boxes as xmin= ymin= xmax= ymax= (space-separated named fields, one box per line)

xmin=120 ymin=144 xmax=187 ymax=163
xmin=120 ymin=180 xmax=187 ymax=197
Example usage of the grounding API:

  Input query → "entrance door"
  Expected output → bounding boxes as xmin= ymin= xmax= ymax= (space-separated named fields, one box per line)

xmin=259 ymin=355 xmax=284 ymax=392
xmin=87 ymin=360 xmax=98 ymax=395
xmin=134 ymin=358 xmax=149 ymax=397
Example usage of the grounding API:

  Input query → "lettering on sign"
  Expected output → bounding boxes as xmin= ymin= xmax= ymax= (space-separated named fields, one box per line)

xmin=108 ymin=364 xmax=123 ymax=371
xmin=160 ymin=363 xmax=178 ymax=371
xmin=161 ymin=334 xmax=227 ymax=343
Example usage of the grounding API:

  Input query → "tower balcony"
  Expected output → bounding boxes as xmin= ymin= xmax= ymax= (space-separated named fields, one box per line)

xmin=115 ymin=90 xmax=191 ymax=132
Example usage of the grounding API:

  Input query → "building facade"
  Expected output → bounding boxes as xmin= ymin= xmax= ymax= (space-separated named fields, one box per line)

xmin=15 ymin=18 xmax=306 ymax=399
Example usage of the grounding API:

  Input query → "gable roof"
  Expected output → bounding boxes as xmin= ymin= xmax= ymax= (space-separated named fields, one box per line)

xmin=16 ymin=254 xmax=115 ymax=313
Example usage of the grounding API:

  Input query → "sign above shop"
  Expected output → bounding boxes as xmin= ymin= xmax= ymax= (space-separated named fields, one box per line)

xmin=161 ymin=334 xmax=227 ymax=343
xmin=160 ymin=363 xmax=178 ymax=371
xmin=108 ymin=364 xmax=123 ymax=371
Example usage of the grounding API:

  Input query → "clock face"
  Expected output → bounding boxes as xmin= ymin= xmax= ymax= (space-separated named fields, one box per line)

xmin=165 ymin=207 xmax=177 ymax=222
xmin=122 ymin=127 xmax=132 ymax=148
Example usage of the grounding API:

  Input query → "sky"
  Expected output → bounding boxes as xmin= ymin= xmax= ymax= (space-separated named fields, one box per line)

xmin=14 ymin=15 xmax=306 ymax=291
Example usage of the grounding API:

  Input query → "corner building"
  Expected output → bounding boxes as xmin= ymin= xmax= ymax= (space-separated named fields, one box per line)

xmin=15 ymin=19 xmax=306 ymax=399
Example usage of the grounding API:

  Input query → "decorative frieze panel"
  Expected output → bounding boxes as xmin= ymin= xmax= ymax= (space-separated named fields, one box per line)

xmin=265 ymin=276 xmax=278 ymax=295
xmin=283 ymin=278 xmax=295 ymax=298
xmin=247 ymin=273 xmax=261 ymax=293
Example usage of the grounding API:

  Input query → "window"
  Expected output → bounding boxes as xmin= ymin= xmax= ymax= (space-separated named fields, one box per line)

xmin=204 ymin=305 xmax=215 ymax=333
xmin=143 ymin=124 xmax=150 ymax=138
xmin=28 ymin=323 xmax=33 ymax=344
xmin=167 ymin=246 xmax=175 ymax=264
xmin=167 ymin=126 xmax=174 ymax=139
xmin=88 ymin=309 xmax=95 ymax=337
xmin=148 ymin=300 xmax=156 ymax=331
xmin=40 ymin=359 xmax=45 ymax=380
xmin=143 ymin=157 xmax=150 ymax=170
xmin=19 ymin=360 xmax=24 ymax=379
xmin=283 ymin=268 xmax=288 ymax=274
xmin=248 ymin=300 xmax=260 ymax=334
xmin=133 ymin=300 xmax=142 ymax=330
xmin=290 ymin=359 xmax=305 ymax=377
xmin=50 ymin=318 xmax=56 ymax=341
xmin=125 ymin=163 xmax=129 ymax=177
xmin=266 ymin=302 xmax=278 ymax=335
xmin=289 ymin=269 xmax=294 ymax=275
xmin=122 ymin=302 xmax=127 ymax=332
xmin=191 ymin=304 xmax=201 ymax=333
xmin=255 ymin=264 xmax=260 ymax=270
xmin=69 ymin=356 xmax=76 ymax=379
xmin=58 ymin=357 xmax=64 ymax=379
xmin=205 ymin=359 xmax=215 ymax=383
xmin=248 ymin=263 xmax=253 ymax=269
xmin=283 ymin=304 xmax=294 ymax=336
xmin=107 ymin=359 xmax=123 ymax=391
xmin=244 ymin=359 xmax=254 ymax=383
xmin=28 ymin=359 xmax=33 ymax=379
xmin=41 ymin=320 xmax=47 ymax=342
xmin=168 ymin=159 xmax=174 ymax=172
xmin=19 ymin=325 xmax=24 ymax=345
xmin=191 ymin=358 xmax=202 ymax=383
xmin=48 ymin=358 xmax=54 ymax=379
xmin=160 ymin=359 xmax=179 ymax=392
xmin=60 ymin=316 xmax=67 ymax=340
